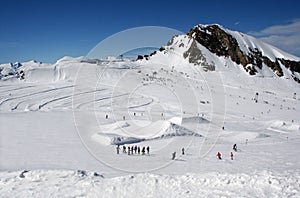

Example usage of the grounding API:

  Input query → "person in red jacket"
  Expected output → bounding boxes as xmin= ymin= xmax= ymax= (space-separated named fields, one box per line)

xmin=230 ymin=152 xmax=233 ymax=160
xmin=217 ymin=152 xmax=222 ymax=160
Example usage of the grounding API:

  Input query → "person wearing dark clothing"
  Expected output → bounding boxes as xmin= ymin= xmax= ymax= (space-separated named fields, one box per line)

xmin=172 ymin=152 xmax=176 ymax=160
xmin=138 ymin=147 xmax=140 ymax=155
xmin=131 ymin=146 xmax=134 ymax=155
xmin=233 ymin=144 xmax=237 ymax=152
xmin=217 ymin=152 xmax=222 ymax=160
xmin=116 ymin=145 xmax=120 ymax=154
xmin=134 ymin=145 xmax=137 ymax=154
xmin=146 ymin=146 xmax=150 ymax=155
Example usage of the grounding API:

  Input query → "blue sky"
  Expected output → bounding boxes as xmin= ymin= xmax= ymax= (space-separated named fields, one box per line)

xmin=1 ymin=0 xmax=300 ymax=63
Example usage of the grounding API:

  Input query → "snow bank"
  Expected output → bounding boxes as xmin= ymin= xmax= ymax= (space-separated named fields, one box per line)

xmin=268 ymin=120 xmax=300 ymax=133
xmin=1 ymin=170 xmax=299 ymax=197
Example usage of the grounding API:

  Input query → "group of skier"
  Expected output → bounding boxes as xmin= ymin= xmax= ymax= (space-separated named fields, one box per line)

xmin=117 ymin=143 xmax=238 ymax=161
xmin=216 ymin=144 xmax=238 ymax=160
xmin=116 ymin=145 xmax=150 ymax=155
xmin=171 ymin=147 xmax=185 ymax=160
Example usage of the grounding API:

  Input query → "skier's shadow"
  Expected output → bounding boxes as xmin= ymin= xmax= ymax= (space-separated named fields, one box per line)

xmin=175 ymin=159 xmax=186 ymax=162
xmin=147 ymin=154 xmax=156 ymax=157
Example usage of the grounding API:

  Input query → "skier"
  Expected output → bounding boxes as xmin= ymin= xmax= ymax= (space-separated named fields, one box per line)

xmin=123 ymin=145 xmax=126 ymax=153
xmin=182 ymin=147 xmax=185 ymax=155
xmin=134 ymin=145 xmax=137 ymax=154
xmin=138 ymin=146 xmax=141 ymax=155
xmin=131 ymin=146 xmax=134 ymax=155
xmin=172 ymin=152 xmax=176 ymax=160
xmin=116 ymin=145 xmax=120 ymax=154
xmin=230 ymin=152 xmax=233 ymax=160
xmin=217 ymin=152 xmax=222 ymax=160
xmin=128 ymin=146 xmax=131 ymax=155
xmin=142 ymin=147 xmax=145 ymax=155
xmin=233 ymin=144 xmax=237 ymax=152
xmin=146 ymin=146 xmax=150 ymax=155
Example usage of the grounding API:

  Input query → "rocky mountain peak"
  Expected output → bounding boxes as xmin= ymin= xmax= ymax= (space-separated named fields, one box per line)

xmin=187 ymin=24 xmax=300 ymax=83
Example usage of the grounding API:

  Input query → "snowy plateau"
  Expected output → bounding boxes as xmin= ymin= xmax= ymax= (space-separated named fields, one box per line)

xmin=0 ymin=24 xmax=300 ymax=197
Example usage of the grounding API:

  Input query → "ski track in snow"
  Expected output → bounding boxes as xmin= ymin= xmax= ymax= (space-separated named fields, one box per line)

xmin=76 ymin=93 xmax=130 ymax=109
xmin=38 ymin=88 xmax=109 ymax=110
xmin=127 ymin=98 xmax=154 ymax=109
xmin=0 ymin=85 xmax=74 ymax=109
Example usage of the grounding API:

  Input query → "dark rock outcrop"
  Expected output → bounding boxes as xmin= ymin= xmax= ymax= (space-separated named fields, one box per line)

xmin=279 ymin=58 xmax=300 ymax=82
xmin=183 ymin=40 xmax=215 ymax=71
xmin=187 ymin=24 xmax=249 ymax=67
xmin=136 ymin=55 xmax=144 ymax=61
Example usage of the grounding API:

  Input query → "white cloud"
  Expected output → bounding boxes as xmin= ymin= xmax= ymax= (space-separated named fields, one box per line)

xmin=248 ymin=19 xmax=300 ymax=57
xmin=234 ymin=21 xmax=240 ymax=25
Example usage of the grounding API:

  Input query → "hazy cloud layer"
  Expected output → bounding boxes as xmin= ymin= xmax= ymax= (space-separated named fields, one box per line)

xmin=249 ymin=19 xmax=300 ymax=57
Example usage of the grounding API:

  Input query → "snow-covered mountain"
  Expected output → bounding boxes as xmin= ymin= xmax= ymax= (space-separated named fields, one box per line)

xmin=1 ymin=24 xmax=300 ymax=197
xmin=139 ymin=24 xmax=300 ymax=83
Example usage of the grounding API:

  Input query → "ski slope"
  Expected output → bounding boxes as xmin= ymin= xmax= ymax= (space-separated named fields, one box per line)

xmin=1 ymin=30 xmax=300 ymax=197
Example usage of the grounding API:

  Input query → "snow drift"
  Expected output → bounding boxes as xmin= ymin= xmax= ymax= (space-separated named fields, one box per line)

xmin=1 ymin=170 xmax=299 ymax=197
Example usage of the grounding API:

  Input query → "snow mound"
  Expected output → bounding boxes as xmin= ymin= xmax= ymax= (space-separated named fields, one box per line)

xmin=1 ymin=170 xmax=299 ymax=197
xmin=92 ymin=118 xmax=202 ymax=145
